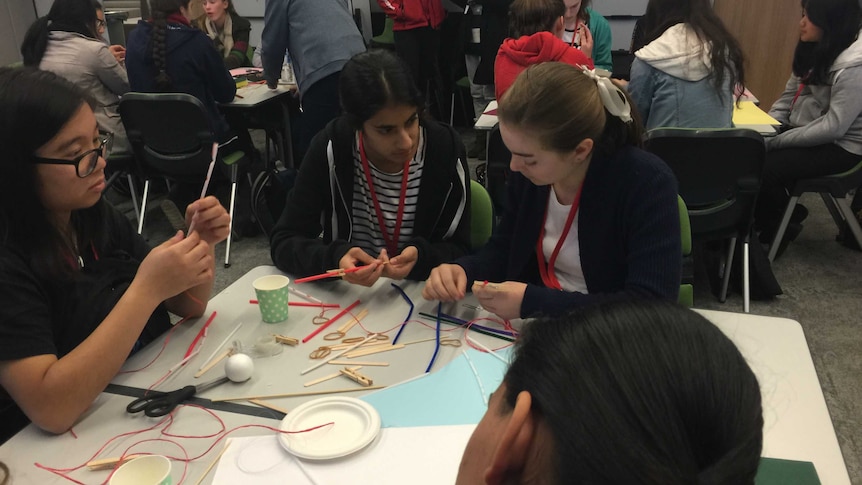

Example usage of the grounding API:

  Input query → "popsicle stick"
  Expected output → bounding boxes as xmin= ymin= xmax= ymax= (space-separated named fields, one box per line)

xmin=86 ymin=454 xmax=142 ymax=471
xmin=303 ymin=366 xmax=362 ymax=387
xmin=328 ymin=360 xmax=389 ymax=366
xmin=194 ymin=441 xmax=230 ymax=485
xmin=327 ymin=340 xmax=390 ymax=351
xmin=300 ymin=334 xmax=375 ymax=375
xmin=337 ymin=308 xmax=369 ymax=334
xmin=248 ymin=399 xmax=289 ymax=414
xmin=194 ymin=348 xmax=233 ymax=378
xmin=345 ymin=343 xmax=406 ymax=358
xmin=212 ymin=385 xmax=386 ymax=402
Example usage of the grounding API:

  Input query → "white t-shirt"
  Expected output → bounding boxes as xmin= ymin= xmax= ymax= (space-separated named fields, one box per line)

xmin=541 ymin=187 xmax=588 ymax=293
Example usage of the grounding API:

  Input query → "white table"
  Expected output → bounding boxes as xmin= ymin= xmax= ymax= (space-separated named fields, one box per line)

xmin=109 ymin=266 xmax=504 ymax=410
xmin=0 ymin=266 xmax=850 ymax=484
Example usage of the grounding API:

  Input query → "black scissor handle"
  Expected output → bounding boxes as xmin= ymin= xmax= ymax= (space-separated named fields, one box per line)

xmin=126 ymin=386 xmax=196 ymax=417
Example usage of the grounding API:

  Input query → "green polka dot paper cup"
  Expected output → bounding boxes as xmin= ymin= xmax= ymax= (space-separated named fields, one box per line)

xmin=253 ymin=275 xmax=290 ymax=323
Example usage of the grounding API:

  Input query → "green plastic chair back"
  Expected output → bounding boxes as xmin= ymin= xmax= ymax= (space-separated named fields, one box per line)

xmin=678 ymin=195 xmax=694 ymax=307
xmin=470 ymin=180 xmax=494 ymax=250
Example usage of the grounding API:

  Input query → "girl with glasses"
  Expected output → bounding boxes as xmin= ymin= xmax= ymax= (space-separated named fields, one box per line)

xmin=21 ymin=0 xmax=132 ymax=156
xmin=0 ymin=67 xmax=230 ymax=443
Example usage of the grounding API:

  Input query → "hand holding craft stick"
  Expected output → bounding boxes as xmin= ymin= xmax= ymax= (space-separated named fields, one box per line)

xmin=187 ymin=142 xmax=218 ymax=235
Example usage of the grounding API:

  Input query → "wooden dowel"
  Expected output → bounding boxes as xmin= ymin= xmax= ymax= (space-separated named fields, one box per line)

xmin=194 ymin=348 xmax=232 ymax=378
xmin=328 ymin=360 xmax=389 ymax=366
xmin=194 ymin=441 xmax=231 ymax=485
xmin=345 ymin=343 xmax=406 ymax=358
xmin=248 ymin=399 xmax=289 ymax=414
xmin=86 ymin=454 xmax=142 ymax=471
xmin=212 ymin=385 xmax=386 ymax=402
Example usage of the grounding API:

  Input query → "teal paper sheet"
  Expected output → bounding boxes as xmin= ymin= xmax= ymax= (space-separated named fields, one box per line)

xmin=361 ymin=348 xmax=512 ymax=428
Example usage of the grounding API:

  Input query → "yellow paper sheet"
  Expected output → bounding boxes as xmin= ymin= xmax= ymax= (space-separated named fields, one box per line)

xmin=733 ymin=100 xmax=780 ymax=125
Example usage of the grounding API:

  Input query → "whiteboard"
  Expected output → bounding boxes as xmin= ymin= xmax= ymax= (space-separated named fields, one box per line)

xmin=592 ymin=0 xmax=648 ymax=17
xmin=233 ymin=0 xmax=266 ymax=18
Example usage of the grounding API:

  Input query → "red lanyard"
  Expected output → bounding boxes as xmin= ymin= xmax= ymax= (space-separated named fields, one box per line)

xmin=536 ymin=185 xmax=583 ymax=290
xmin=358 ymin=133 xmax=410 ymax=255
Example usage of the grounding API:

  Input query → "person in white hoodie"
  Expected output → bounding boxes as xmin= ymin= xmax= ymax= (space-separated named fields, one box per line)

xmin=756 ymin=0 xmax=862 ymax=253
xmin=625 ymin=0 xmax=745 ymax=130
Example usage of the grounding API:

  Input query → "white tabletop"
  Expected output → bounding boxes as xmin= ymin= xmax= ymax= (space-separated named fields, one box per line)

xmin=224 ymin=83 xmax=295 ymax=108
xmin=0 ymin=266 xmax=850 ymax=484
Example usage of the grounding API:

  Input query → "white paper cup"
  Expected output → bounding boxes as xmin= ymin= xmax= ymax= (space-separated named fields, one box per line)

xmin=110 ymin=455 xmax=172 ymax=485
xmin=253 ymin=275 xmax=290 ymax=323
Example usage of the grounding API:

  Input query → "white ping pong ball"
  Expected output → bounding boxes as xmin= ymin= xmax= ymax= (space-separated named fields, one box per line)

xmin=225 ymin=353 xmax=254 ymax=382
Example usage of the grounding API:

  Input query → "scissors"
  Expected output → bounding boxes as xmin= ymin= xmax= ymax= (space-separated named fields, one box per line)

xmin=126 ymin=376 xmax=229 ymax=417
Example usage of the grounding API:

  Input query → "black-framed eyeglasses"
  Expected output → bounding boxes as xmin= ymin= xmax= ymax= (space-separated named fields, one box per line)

xmin=31 ymin=133 xmax=112 ymax=178
xmin=96 ymin=18 xmax=106 ymax=29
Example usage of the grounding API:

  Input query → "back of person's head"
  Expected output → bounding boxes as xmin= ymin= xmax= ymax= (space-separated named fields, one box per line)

xmin=148 ymin=0 xmax=193 ymax=91
xmin=793 ymin=0 xmax=862 ymax=84
xmin=339 ymin=49 xmax=424 ymax=131
xmin=504 ymin=299 xmax=763 ymax=484
xmin=0 ymin=67 xmax=103 ymax=278
xmin=21 ymin=0 xmax=98 ymax=66
xmin=498 ymin=62 xmax=642 ymax=158
xmin=640 ymin=0 xmax=745 ymax=95
xmin=508 ymin=0 xmax=565 ymax=38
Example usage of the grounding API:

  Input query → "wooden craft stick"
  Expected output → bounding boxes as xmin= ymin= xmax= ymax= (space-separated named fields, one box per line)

xmin=304 ymin=366 xmax=364 ymax=387
xmin=337 ymin=308 xmax=369 ymax=334
xmin=86 ymin=454 xmax=142 ymax=471
xmin=340 ymin=368 xmax=373 ymax=387
xmin=194 ymin=348 xmax=233 ymax=378
xmin=194 ymin=441 xmax=231 ymax=485
xmin=248 ymin=399 xmax=289 ymax=414
xmin=328 ymin=360 xmax=389 ymax=366
xmin=274 ymin=335 xmax=299 ymax=346
xmin=345 ymin=343 xmax=406 ymax=358
xmin=300 ymin=334 xmax=375 ymax=375
xmin=212 ymin=385 xmax=386 ymax=402
xmin=327 ymin=340 xmax=390 ymax=351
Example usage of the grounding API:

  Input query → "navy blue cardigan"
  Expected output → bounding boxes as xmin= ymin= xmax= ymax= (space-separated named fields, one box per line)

xmin=457 ymin=145 xmax=681 ymax=318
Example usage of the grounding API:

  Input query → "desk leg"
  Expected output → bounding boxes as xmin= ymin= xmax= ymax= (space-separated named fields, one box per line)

xmin=279 ymin=101 xmax=294 ymax=168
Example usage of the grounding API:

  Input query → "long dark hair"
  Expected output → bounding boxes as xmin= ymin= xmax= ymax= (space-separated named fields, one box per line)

xmin=499 ymin=62 xmax=644 ymax=158
xmin=640 ymin=0 xmax=745 ymax=96
xmin=20 ymin=0 xmax=98 ymax=66
xmin=508 ymin=0 xmax=565 ymax=38
xmin=0 ymin=67 xmax=106 ymax=280
xmin=793 ymin=0 xmax=862 ymax=85
xmin=338 ymin=49 xmax=425 ymax=130
xmin=504 ymin=299 xmax=763 ymax=484
xmin=148 ymin=0 xmax=192 ymax=91
xmin=577 ymin=0 xmax=592 ymax=23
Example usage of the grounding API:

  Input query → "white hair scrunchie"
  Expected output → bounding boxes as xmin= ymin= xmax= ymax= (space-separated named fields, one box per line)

xmin=581 ymin=68 xmax=633 ymax=124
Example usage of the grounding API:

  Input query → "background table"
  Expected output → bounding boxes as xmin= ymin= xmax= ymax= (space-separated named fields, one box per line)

xmin=220 ymin=84 xmax=297 ymax=168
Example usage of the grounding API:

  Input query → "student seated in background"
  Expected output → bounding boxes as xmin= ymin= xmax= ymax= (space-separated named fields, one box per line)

xmin=494 ymin=0 xmax=593 ymax=100
xmin=94 ymin=2 xmax=127 ymax=64
xmin=756 ymin=0 xmax=862 ymax=254
xmin=270 ymin=50 xmax=471 ymax=286
xmin=624 ymin=0 xmax=745 ymax=130
xmin=197 ymin=0 xmax=252 ymax=69
xmin=0 ymin=67 xmax=229 ymax=443
xmin=455 ymin=299 xmax=764 ymax=484
xmin=562 ymin=0 xmax=613 ymax=72
xmin=424 ymin=62 xmax=680 ymax=320
xmin=21 ymin=0 xmax=132 ymax=156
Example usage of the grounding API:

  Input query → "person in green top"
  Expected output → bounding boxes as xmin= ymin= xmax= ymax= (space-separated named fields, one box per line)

xmin=562 ymin=0 xmax=612 ymax=71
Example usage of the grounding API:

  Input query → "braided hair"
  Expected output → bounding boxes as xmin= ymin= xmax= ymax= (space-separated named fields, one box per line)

xmin=148 ymin=0 xmax=191 ymax=91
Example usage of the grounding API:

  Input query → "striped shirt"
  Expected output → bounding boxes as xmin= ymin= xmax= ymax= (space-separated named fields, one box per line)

xmin=350 ymin=129 xmax=426 ymax=256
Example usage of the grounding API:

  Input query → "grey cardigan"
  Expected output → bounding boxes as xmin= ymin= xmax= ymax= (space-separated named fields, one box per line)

xmin=39 ymin=31 xmax=131 ymax=155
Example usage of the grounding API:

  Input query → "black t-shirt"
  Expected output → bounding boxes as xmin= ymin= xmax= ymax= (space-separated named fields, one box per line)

xmin=0 ymin=204 xmax=172 ymax=442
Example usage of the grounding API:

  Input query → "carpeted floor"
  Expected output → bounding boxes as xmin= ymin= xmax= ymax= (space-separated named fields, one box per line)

xmin=113 ymin=138 xmax=862 ymax=484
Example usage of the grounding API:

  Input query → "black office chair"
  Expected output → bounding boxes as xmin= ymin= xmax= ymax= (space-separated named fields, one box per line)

xmin=644 ymin=128 xmax=766 ymax=312
xmin=119 ymin=92 xmax=245 ymax=267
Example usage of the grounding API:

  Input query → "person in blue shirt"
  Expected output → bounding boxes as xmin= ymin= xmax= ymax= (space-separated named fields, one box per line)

xmin=423 ymin=62 xmax=680 ymax=319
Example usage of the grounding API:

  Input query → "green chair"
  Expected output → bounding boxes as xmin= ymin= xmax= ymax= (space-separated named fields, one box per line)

xmin=371 ymin=17 xmax=395 ymax=48
xmin=470 ymin=180 xmax=494 ymax=250
xmin=678 ymin=195 xmax=694 ymax=307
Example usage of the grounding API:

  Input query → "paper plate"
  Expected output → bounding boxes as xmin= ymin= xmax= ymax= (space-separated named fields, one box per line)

xmin=278 ymin=396 xmax=381 ymax=460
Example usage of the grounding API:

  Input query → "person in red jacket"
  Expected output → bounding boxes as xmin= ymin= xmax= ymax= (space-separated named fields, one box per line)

xmin=377 ymin=0 xmax=445 ymax=109
xmin=495 ymin=0 xmax=593 ymax=99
